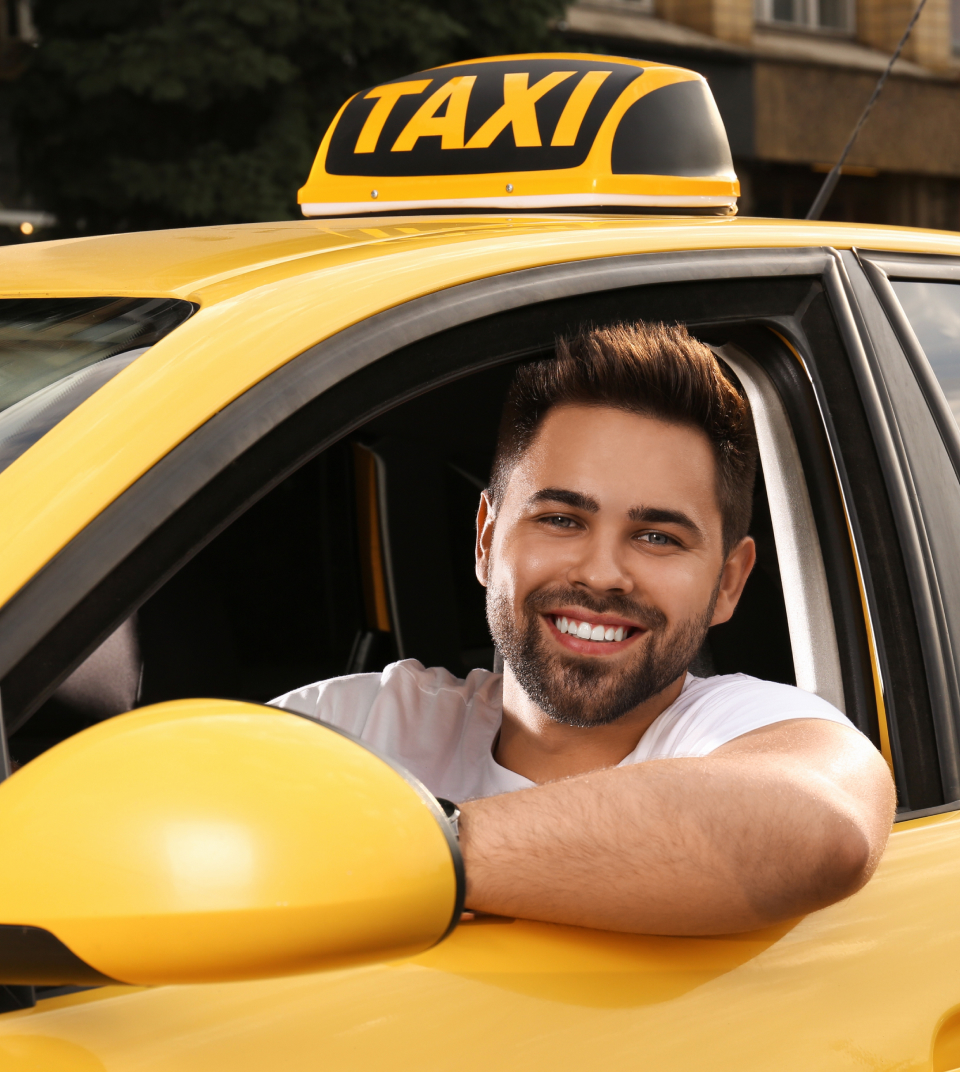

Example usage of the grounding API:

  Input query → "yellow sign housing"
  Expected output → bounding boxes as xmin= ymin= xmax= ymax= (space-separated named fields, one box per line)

xmin=299 ymin=53 xmax=739 ymax=217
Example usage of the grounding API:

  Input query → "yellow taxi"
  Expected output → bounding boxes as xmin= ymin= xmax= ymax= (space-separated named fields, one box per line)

xmin=1 ymin=52 xmax=960 ymax=1071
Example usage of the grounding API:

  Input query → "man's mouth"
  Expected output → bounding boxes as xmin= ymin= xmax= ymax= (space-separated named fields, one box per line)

xmin=544 ymin=611 xmax=645 ymax=651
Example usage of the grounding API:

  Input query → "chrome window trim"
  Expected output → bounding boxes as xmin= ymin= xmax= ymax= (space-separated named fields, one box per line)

xmin=714 ymin=344 xmax=844 ymax=712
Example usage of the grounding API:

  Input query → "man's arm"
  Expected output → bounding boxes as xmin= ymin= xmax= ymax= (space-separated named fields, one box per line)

xmin=458 ymin=719 xmax=896 ymax=934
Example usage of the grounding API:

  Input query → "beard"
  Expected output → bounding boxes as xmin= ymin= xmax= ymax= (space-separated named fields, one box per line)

xmin=486 ymin=580 xmax=719 ymax=728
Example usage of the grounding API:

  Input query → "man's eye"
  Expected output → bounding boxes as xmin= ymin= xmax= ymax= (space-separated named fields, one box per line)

xmin=638 ymin=531 xmax=675 ymax=546
xmin=542 ymin=515 xmax=577 ymax=528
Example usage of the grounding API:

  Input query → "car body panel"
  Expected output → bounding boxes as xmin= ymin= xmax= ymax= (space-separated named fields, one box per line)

xmin=0 ymin=811 xmax=953 ymax=1070
xmin=2 ymin=214 xmax=960 ymax=1068
xmin=1 ymin=215 xmax=960 ymax=615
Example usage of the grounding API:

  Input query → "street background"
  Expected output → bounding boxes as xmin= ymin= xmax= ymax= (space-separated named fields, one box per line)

xmin=0 ymin=0 xmax=957 ymax=241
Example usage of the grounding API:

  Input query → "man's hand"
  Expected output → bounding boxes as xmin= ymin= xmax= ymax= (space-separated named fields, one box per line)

xmin=457 ymin=718 xmax=895 ymax=935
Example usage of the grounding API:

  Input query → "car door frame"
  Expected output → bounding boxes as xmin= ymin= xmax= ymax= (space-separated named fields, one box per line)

xmin=850 ymin=249 xmax=960 ymax=816
xmin=0 ymin=244 xmax=939 ymax=808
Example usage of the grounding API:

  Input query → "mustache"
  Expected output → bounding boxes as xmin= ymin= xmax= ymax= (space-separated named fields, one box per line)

xmin=523 ymin=585 xmax=668 ymax=631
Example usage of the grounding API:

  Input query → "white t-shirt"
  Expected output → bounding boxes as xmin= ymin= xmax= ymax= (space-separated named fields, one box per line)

xmin=271 ymin=660 xmax=857 ymax=803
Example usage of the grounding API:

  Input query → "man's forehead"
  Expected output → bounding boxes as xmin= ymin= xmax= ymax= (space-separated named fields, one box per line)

xmin=505 ymin=405 xmax=721 ymax=517
xmin=528 ymin=406 xmax=715 ymax=475
xmin=536 ymin=401 xmax=707 ymax=436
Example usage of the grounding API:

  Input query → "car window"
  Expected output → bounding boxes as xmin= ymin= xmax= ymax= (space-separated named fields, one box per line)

xmin=890 ymin=280 xmax=960 ymax=426
xmin=12 ymin=345 xmax=801 ymax=764
xmin=4 ymin=263 xmax=907 ymax=803
xmin=0 ymin=297 xmax=194 ymax=475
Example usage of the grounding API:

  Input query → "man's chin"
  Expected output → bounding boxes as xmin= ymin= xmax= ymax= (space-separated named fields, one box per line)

xmin=521 ymin=656 xmax=671 ymax=728
xmin=489 ymin=585 xmax=711 ymax=727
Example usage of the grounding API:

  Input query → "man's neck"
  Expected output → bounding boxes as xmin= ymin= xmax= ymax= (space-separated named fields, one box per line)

xmin=494 ymin=669 xmax=687 ymax=784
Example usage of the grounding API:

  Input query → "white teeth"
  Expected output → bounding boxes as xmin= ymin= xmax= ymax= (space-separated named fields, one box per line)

xmin=554 ymin=617 xmax=631 ymax=642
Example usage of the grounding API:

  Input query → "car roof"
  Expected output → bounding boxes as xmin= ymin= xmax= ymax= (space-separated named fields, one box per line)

xmin=1 ymin=215 xmax=959 ymax=304
xmin=1 ymin=213 xmax=959 ymax=612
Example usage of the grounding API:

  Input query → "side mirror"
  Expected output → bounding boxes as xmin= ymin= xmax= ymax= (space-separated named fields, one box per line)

xmin=0 ymin=699 xmax=463 ymax=985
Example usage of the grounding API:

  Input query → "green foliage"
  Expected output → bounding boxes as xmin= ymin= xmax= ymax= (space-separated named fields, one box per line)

xmin=11 ymin=0 xmax=565 ymax=234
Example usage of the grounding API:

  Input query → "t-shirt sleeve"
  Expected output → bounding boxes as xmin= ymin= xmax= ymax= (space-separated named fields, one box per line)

xmin=269 ymin=672 xmax=383 ymax=739
xmin=639 ymin=674 xmax=861 ymax=760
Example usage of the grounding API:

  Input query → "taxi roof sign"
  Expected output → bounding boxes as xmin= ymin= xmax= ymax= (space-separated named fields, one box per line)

xmin=298 ymin=53 xmax=739 ymax=217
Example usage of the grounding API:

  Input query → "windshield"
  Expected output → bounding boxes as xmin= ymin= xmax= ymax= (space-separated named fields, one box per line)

xmin=0 ymin=297 xmax=194 ymax=475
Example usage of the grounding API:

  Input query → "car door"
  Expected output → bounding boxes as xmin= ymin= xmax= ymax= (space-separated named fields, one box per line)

xmin=0 ymin=241 xmax=955 ymax=1071
xmin=850 ymin=249 xmax=960 ymax=1069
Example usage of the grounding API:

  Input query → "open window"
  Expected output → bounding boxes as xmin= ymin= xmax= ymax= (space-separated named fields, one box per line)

xmin=3 ymin=250 xmax=930 ymax=810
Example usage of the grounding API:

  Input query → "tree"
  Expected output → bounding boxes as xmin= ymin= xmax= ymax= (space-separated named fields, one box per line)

xmin=10 ymin=0 xmax=565 ymax=235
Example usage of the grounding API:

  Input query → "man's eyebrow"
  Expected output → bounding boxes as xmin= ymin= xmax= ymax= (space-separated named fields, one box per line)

xmin=528 ymin=488 xmax=600 ymax=512
xmin=628 ymin=505 xmax=705 ymax=540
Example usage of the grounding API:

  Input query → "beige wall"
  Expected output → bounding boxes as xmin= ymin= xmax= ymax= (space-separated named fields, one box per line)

xmin=856 ymin=0 xmax=954 ymax=71
xmin=654 ymin=0 xmax=754 ymax=43
xmin=754 ymin=61 xmax=960 ymax=176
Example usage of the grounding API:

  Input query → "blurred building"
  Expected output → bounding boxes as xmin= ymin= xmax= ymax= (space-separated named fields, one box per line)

xmin=563 ymin=0 xmax=960 ymax=226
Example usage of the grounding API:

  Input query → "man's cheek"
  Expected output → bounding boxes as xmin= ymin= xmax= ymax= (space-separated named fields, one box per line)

xmin=641 ymin=558 xmax=713 ymax=608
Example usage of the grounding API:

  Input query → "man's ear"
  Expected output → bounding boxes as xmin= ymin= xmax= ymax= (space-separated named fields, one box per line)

xmin=710 ymin=536 xmax=757 ymax=627
xmin=475 ymin=490 xmax=496 ymax=587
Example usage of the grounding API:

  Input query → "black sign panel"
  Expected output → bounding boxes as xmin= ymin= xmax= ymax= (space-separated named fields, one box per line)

xmin=325 ymin=59 xmax=645 ymax=177
xmin=611 ymin=81 xmax=733 ymax=177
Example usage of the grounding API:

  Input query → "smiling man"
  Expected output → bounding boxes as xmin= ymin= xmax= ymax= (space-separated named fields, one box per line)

xmin=275 ymin=322 xmax=895 ymax=935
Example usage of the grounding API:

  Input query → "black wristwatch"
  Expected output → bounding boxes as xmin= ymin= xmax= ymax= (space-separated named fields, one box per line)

xmin=436 ymin=798 xmax=460 ymax=839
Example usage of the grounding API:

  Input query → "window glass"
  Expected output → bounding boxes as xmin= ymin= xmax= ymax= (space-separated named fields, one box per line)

xmin=892 ymin=280 xmax=960 ymax=426
xmin=0 ymin=297 xmax=194 ymax=475
xmin=817 ymin=0 xmax=849 ymax=29
xmin=755 ymin=0 xmax=854 ymax=31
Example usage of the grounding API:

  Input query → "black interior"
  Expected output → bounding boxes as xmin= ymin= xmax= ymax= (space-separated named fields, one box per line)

xmin=11 ymin=355 xmax=793 ymax=765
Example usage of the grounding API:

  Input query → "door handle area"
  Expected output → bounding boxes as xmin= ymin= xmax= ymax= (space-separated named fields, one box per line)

xmin=934 ymin=1007 xmax=960 ymax=1071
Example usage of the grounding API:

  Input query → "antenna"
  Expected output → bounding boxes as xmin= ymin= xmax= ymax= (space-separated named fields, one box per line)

xmin=806 ymin=0 xmax=930 ymax=222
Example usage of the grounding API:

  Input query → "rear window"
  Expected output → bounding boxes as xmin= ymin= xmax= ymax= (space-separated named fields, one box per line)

xmin=0 ymin=297 xmax=194 ymax=475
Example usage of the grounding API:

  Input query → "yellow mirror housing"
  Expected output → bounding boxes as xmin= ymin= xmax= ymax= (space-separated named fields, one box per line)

xmin=0 ymin=700 xmax=463 ymax=985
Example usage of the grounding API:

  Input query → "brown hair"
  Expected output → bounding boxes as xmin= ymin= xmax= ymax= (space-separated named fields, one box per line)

xmin=489 ymin=322 xmax=758 ymax=553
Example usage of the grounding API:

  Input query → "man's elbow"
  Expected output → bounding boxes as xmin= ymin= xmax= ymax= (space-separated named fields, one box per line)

xmin=818 ymin=824 xmax=880 ymax=901
xmin=819 ymin=772 xmax=896 ymax=900
xmin=773 ymin=819 xmax=888 ymax=921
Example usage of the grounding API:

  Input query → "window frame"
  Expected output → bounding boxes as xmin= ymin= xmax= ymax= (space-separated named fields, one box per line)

xmin=716 ymin=343 xmax=844 ymax=712
xmin=846 ymin=250 xmax=960 ymax=816
xmin=0 ymin=247 xmax=928 ymax=802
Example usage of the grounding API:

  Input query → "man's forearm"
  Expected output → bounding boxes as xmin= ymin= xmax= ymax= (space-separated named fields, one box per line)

xmin=458 ymin=752 xmax=888 ymax=935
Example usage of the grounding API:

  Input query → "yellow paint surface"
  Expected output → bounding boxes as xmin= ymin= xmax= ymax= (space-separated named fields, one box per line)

xmin=0 ymin=811 xmax=957 ymax=1069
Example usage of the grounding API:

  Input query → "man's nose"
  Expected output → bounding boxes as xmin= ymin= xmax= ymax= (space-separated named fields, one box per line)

xmin=567 ymin=531 xmax=634 ymax=594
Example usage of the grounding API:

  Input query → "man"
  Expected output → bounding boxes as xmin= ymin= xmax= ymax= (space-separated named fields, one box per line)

xmin=274 ymin=321 xmax=895 ymax=935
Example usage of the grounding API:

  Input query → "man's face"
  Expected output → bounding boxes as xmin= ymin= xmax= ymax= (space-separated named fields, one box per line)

xmin=476 ymin=404 xmax=755 ymax=727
